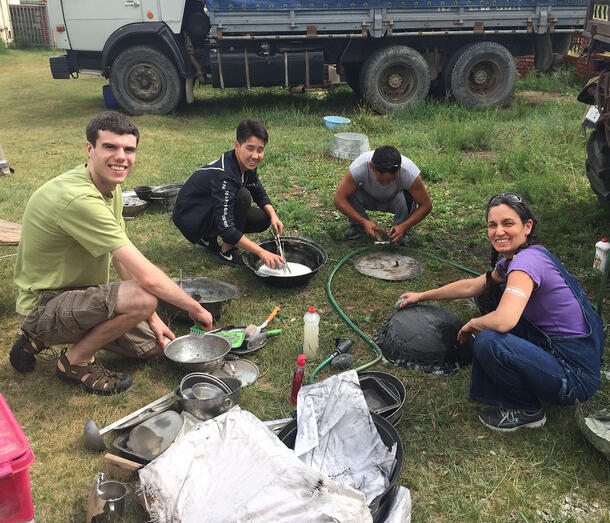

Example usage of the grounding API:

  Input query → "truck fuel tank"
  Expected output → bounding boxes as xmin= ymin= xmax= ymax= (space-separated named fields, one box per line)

xmin=210 ymin=48 xmax=324 ymax=89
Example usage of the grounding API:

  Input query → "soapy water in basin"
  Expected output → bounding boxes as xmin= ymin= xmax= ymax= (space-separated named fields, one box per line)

xmin=256 ymin=262 xmax=313 ymax=277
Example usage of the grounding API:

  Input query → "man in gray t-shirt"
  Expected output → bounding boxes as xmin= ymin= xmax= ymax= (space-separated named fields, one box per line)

xmin=333 ymin=145 xmax=432 ymax=245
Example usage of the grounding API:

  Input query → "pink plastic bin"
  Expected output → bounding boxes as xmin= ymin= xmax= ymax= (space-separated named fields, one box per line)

xmin=0 ymin=394 xmax=34 ymax=522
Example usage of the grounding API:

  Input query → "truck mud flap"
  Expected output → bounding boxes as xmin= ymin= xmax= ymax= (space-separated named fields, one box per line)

xmin=210 ymin=48 xmax=324 ymax=89
xmin=49 ymin=55 xmax=73 ymax=79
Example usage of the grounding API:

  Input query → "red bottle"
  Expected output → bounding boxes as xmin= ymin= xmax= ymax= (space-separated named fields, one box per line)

xmin=290 ymin=354 xmax=306 ymax=407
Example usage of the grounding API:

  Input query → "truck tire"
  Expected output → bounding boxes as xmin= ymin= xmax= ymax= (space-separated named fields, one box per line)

xmin=586 ymin=127 xmax=610 ymax=207
xmin=450 ymin=42 xmax=516 ymax=109
xmin=359 ymin=46 xmax=430 ymax=114
xmin=110 ymin=45 xmax=182 ymax=115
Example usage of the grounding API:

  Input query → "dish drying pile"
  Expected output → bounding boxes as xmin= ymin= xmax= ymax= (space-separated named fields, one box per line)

xmin=134 ymin=371 xmax=411 ymax=522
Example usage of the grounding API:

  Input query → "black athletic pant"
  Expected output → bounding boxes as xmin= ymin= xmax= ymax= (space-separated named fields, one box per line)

xmin=201 ymin=187 xmax=270 ymax=240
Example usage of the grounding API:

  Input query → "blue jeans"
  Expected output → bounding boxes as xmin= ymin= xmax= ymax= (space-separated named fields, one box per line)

xmin=469 ymin=247 xmax=604 ymax=411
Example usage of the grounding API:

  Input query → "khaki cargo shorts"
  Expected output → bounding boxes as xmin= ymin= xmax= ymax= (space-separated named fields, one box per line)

xmin=20 ymin=283 xmax=160 ymax=359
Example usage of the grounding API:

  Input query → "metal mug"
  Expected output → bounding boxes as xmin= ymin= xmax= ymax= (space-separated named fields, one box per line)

xmin=87 ymin=473 xmax=127 ymax=522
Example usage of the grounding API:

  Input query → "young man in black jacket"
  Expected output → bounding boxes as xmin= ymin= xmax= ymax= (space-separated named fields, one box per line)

xmin=173 ymin=119 xmax=285 ymax=268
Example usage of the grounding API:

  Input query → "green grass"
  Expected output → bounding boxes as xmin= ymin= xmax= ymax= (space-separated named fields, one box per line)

xmin=0 ymin=49 xmax=609 ymax=521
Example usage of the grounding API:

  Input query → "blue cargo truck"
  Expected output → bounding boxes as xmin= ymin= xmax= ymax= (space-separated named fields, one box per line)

xmin=47 ymin=0 xmax=586 ymax=114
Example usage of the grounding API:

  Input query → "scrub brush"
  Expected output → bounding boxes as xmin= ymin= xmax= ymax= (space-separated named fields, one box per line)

xmin=190 ymin=322 xmax=207 ymax=337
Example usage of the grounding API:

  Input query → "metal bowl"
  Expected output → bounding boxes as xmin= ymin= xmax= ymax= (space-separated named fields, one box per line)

xmin=242 ymin=237 xmax=328 ymax=288
xmin=152 ymin=183 xmax=182 ymax=197
xmin=133 ymin=185 xmax=153 ymax=201
xmin=179 ymin=372 xmax=232 ymax=398
xmin=164 ymin=334 xmax=232 ymax=372
xmin=358 ymin=371 xmax=406 ymax=426
xmin=159 ymin=277 xmax=239 ymax=322
xmin=177 ymin=377 xmax=241 ymax=421
xmin=122 ymin=189 xmax=149 ymax=217
xmin=330 ymin=132 xmax=370 ymax=160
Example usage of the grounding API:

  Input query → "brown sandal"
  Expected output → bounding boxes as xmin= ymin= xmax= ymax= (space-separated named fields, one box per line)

xmin=55 ymin=349 xmax=132 ymax=396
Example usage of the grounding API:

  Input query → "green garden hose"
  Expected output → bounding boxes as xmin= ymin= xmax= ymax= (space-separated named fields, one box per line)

xmin=310 ymin=245 xmax=483 ymax=383
xmin=311 ymin=244 xmax=608 ymax=384
xmin=310 ymin=245 xmax=381 ymax=384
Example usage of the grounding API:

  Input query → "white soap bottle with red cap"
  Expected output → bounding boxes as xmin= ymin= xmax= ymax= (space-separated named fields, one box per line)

xmin=303 ymin=306 xmax=320 ymax=359
xmin=594 ymin=237 xmax=610 ymax=273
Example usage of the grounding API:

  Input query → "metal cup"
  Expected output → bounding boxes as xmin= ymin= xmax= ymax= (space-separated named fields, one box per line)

xmin=88 ymin=473 xmax=127 ymax=522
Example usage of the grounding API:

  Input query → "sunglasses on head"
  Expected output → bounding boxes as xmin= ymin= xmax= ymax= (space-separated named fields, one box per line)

xmin=487 ymin=193 xmax=524 ymax=206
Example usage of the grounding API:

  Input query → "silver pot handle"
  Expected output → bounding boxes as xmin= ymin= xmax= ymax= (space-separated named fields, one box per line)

xmin=223 ymin=398 xmax=233 ymax=409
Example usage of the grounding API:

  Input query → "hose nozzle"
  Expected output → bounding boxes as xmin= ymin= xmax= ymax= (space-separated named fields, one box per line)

xmin=334 ymin=338 xmax=354 ymax=354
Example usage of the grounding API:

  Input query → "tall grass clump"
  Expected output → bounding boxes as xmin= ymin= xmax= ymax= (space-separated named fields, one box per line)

xmin=516 ymin=67 xmax=583 ymax=94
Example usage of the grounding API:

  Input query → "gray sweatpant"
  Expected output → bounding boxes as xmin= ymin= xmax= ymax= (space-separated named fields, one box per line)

xmin=347 ymin=188 xmax=416 ymax=226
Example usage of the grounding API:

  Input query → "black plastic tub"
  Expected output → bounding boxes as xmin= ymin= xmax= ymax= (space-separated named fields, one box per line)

xmin=276 ymin=412 xmax=404 ymax=521
xmin=242 ymin=236 xmax=327 ymax=288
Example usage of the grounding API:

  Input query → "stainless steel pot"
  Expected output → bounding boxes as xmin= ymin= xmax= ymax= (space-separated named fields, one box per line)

xmin=358 ymin=371 xmax=406 ymax=426
xmin=164 ymin=334 xmax=232 ymax=373
xmin=177 ymin=377 xmax=241 ymax=421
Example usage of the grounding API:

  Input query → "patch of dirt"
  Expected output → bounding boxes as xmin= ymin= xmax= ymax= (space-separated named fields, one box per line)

xmin=536 ymin=496 xmax=604 ymax=521
xmin=518 ymin=90 xmax=572 ymax=105
xmin=466 ymin=243 xmax=491 ymax=260
xmin=464 ymin=149 xmax=497 ymax=163
xmin=282 ymin=185 xmax=328 ymax=212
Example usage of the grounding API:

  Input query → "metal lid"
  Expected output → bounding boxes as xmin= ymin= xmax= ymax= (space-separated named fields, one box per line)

xmin=211 ymin=359 xmax=259 ymax=386
xmin=354 ymin=252 xmax=424 ymax=281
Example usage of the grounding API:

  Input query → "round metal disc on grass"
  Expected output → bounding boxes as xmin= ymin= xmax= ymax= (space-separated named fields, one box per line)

xmin=211 ymin=359 xmax=259 ymax=386
xmin=353 ymin=252 xmax=423 ymax=281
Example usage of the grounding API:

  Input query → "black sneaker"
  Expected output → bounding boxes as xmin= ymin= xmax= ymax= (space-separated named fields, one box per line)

xmin=478 ymin=407 xmax=546 ymax=432
xmin=198 ymin=237 xmax=219 ymax=254
xmin=10 ymin=334 xmax=38 ymax=374
xmin=217 ymin=248 xmax=243 ymax=267
xmin=343 ymin=224 xmax=364 ymax=240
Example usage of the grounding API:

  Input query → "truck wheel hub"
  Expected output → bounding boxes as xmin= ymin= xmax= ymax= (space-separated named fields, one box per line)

xmin=473 ymin=68 xmax=488 ymax=85
xmin=380 ymin=65 xmax=414 ymax=101
xmin=128 ymin=65 xmax=163 ymax=101
xmin=388 ymin=73 xmax=403 ymax=89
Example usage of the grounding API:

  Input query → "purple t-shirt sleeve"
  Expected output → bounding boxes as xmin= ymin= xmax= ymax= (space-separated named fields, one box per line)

xmin=505 ymin=249 xmax=543 ymax=288
xmin=496 ymin=247 xmax=588 ymax=337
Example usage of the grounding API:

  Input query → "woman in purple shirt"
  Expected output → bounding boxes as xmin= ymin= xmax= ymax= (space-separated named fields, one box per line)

xmin=396 ymin=193 xmax=604 ymax=432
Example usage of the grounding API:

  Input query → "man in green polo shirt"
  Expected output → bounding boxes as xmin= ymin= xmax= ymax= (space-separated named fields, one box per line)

xmin=11 ymin=111 xmax=213 ymax=395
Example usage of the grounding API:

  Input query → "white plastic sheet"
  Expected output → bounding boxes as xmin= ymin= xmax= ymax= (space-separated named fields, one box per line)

xmin=295 ymin=370 xmax=397 ymax=504
xmin=138 ymin=408 xmax=372 ymax=522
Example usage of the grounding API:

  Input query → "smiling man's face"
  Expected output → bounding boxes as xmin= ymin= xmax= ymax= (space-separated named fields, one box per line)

xmin=86 ymin=129 xmax=137 ymax=194
xmin=234 ymin=136 xmax=265 ymax=173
